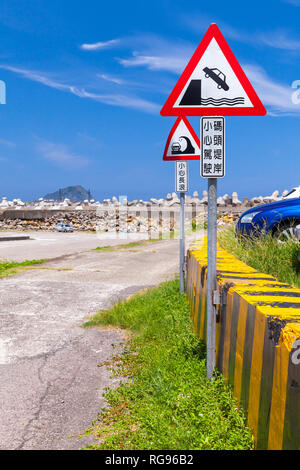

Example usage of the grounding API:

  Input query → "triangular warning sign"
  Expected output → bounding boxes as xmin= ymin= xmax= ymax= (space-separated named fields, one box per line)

xmin=161 ymin=24 xmax=266 ymax=117
xmin=163 ymin=117 xmax=200 ymax=161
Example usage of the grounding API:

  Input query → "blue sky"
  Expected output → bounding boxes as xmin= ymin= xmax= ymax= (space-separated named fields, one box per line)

xmin=0 ymin=0 xmax=299 ymax=201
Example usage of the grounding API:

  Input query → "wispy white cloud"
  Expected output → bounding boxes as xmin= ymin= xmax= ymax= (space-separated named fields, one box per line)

xmin=98 ymin=73 xmax=124 ymax=85
xmin=183 ymin=13 xmax=300 ymax=52
xmin=72 ymin=87 xmax=160 ymax=113
xmin=0 ymin=65 xmax=72 ymax=92
xmin=0 ymin=65 xmax=160 ymax=114
xmin=117 ymin=36 xmax=194 ymax=75
xmin=80 ymin=39 xmax=120 ymax=51
xmin=256 ymin=30 xmax=300 ymax=51
xmin=283 ymin=0 xmax=300 ymax=5
xmin=0 ymin=138 xmax=15 ymax=147
xmin=243 ymin=64 xmax=300 ymax=115
xmin=77 ymin=132 xmax=98 ymax=143
xmin=118 ymin=52 xmax=188 ymax=74
xmin=98 ymin=69 xmax=166 ymax=94
xmin=36 ymin=139 xmax=89 ymax=169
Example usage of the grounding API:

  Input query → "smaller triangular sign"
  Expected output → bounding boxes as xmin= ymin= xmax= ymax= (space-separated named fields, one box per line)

xmin=163 ymin=117 xmax=200 ymax=161
xmin=161 ymin=24 xmax=266 ymax=117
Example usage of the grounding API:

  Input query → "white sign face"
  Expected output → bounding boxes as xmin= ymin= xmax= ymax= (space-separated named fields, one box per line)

xmin=164 ymin=118 xmax=200 ymax=161
xmin=160 ymin=24 xmax=266 ymax=117
xmin=176 ymin=161 xmax=188 ymax=192
xmin=174 ymin=38 xmax=252 ymax=109
xmin=201 ymin=117 xmax=225 ymax=178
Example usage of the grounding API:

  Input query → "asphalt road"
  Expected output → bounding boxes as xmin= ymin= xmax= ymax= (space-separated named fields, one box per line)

xmin=0 ymin=231 xmax=150 ymax=262
xmin=0 ymin=235 xmax=181 ymax=450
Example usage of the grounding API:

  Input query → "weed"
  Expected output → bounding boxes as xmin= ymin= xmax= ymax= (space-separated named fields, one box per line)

xmin=93 ymin=239 xmax=163 ymax=252
xmin=0 ymin=258 xmax=46 ymax=278
xmin=82 ymin=280 xmax=253 ymax=450
xmin=219 ymin=226 xmax=300 ymax=287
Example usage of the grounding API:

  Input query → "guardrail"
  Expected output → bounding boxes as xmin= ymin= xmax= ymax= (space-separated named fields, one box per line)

xmin=186 ymin=238 xmax=300 ymax=450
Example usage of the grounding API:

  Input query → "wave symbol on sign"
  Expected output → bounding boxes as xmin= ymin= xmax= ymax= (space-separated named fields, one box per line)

xmin=171 ymin=136 xmax=195 ymax=155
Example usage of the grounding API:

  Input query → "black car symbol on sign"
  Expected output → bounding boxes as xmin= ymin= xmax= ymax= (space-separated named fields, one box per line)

xmin=171 ymin=136 xmax=195 ymax=155
xmin=171 ymin=142 xmax=181 ymax=152
xmin=203 ymin=67 xmax=229 ymax=91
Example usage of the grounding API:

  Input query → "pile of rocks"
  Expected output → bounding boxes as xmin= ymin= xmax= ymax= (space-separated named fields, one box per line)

xmin=0 ymin=211 xmax=97 ymax=232
xmin=0 ymin=188 xmax=294 ymax=233
xmin=0 ymin=188 xmax=291 ymax=211
xmin=0 ymin=197 xmax=101 ymax=211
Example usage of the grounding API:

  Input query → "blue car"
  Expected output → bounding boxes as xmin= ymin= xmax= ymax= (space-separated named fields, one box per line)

xmin=236 ymin=197 xmax=300 ymax=241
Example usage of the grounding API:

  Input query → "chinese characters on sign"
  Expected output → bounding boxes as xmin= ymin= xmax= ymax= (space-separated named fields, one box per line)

xmin=201 ymin=117 xmax=225 ymax=178
xmin=176 ymin=161 xmax=188 ymax=192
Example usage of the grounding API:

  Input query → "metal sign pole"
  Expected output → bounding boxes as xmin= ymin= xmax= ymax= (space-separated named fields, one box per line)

xmin=201 ymin=116 xmax=225 ymax=379
xmin=180 ymin=191 xmax=185 ymax=293
xmin=175 ymin=161 xmax=188 ymax=294
xmin=206 ymin=178 xmax=217 ymax=379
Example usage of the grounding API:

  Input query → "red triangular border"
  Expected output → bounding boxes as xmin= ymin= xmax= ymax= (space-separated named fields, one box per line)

xmin=163 ymin=117 xmax=200 ymax=161
xmin=160 ymin=24 xmax=266 ymax=117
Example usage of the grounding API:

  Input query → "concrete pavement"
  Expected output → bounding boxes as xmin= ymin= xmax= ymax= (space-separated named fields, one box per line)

xmin=0 ymin=231 xmax=149 ymax=262
xmin=0 ymin=237 xmax=180 ymax=450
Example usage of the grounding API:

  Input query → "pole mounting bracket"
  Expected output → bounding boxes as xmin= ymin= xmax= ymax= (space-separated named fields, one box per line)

xmin=212 ymin=289 xmax=227 ymax=306
xmin=213 ymin=290 xmax=220 ymax=306
xmin=212 ymin=289 xmax=227 ymax=323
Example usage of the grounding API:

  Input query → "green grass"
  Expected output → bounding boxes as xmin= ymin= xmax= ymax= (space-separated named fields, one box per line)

xmin=219 ymin=226 xmax=300 ymax=287
xmin=93 ymin=238 xmax=165 ymax=251
xmin=0 ymin=258 xmax=46 ymax=277
xmin=82 ymin=280 xmax=253 ymax=450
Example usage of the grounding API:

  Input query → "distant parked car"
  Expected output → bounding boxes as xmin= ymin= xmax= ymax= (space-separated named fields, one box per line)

xmin=56 ymin=222 xmax=74 ymax=232
xmin=236 ymin=197 xmax=300 ymax=242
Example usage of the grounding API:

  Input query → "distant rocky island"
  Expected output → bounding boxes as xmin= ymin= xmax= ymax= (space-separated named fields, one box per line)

xmin=43 ymin=185 xmax=93 ymax=202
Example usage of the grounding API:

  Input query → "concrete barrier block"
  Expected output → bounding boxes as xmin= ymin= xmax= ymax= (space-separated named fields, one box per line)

xmin=186 ymin=240 xmax=300 ymax=450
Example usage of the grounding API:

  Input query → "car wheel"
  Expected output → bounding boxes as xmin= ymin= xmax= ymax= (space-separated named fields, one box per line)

xmin=273 ymin=221 xmax=300 ymax=242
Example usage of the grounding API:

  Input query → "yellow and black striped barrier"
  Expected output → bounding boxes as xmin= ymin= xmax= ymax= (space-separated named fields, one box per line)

xmin=186 ymin=239 xmax=300 ymax=450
